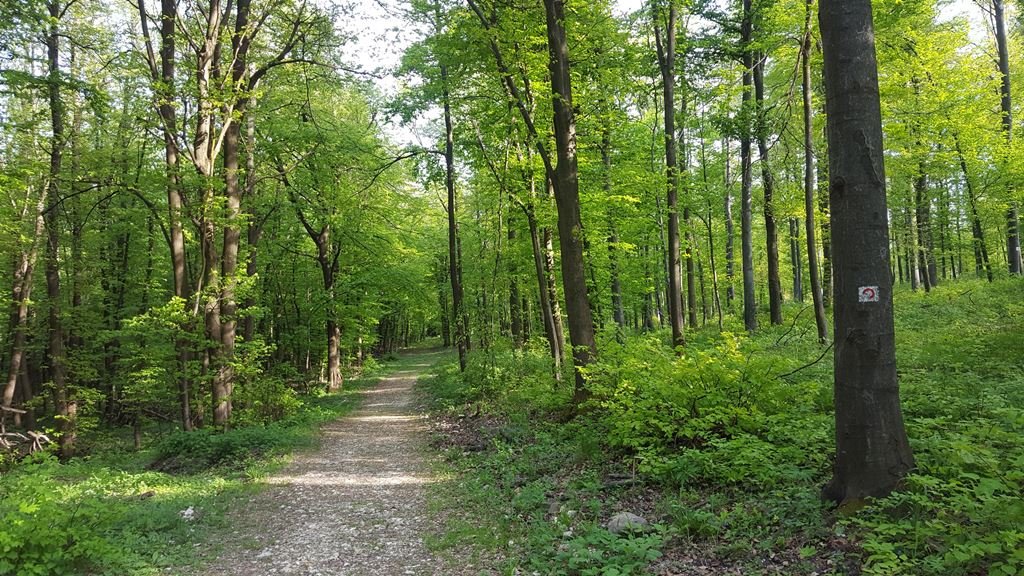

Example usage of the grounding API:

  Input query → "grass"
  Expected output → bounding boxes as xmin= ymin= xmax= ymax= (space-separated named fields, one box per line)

xmin=420 ymin=278 xmax=1024 ymax=576
xmin=0 ymin=360 xmax=401 ymax=576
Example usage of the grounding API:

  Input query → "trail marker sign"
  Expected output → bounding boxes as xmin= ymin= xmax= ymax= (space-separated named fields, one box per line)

xmin=858 ymin=286 xmax=879 ymax=303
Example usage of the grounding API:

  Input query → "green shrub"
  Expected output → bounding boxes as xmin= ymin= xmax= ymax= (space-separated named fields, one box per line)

xmin=0 ymin=456 xmax=109 ymax=575
xmin=548 ymin=526 xmax=664 ymax=576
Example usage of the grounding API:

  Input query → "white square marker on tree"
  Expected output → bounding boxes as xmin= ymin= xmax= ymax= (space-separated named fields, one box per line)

xmin=858 ymin=286 xmax=880 ymax=303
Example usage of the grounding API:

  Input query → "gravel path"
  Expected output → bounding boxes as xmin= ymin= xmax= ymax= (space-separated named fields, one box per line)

xmin=198 ymin=354 xmax=461 ymax=576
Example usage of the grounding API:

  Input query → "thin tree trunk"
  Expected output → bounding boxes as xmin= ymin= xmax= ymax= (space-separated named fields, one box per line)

xmin=509 ymin=223 xmax=524 ymax=346
xmin=754 ymin=50 xmax=783 ymax=325
xmin=914 ymin=171 xmax=933 ymax=292
xmin=156 ymin=0 xmax=192 ymax=431
xmin=2 ymin=190 xmax=46 ymax=418
xmin=654 ymin=3 xmax=685 ymax=349
xmin=528 ymin=212 xmax=562 ymax=375
xmin=802 ymin=10 xmax=829 ymax=343
xmin=740 ymin=0 xmax=757 ymax=331
xmin=954 ymin=138 xmax=993 ymax=281
xmin=790 ymin=218 xmax=804 ymax=301
xmin=601 ymin=126 xmax=625 ymax=329
xmin=438 ymin=258 xmax=451 ymax=347
xmin=724 ymin=137 xmax=735 ymax=308
xmin=817 ymin=105 xmax=833 ymax=307
xmin=243 ymin=102 xmax=261 ymax=344
xmin=543 ymin=225 xmax=565 ymax=364
xmin=442 ymin=64 xmax=469 ymax=372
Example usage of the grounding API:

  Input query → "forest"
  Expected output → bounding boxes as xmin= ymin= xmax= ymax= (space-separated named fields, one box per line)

xmin=0 ymin=0 xmax=1022 ymax=573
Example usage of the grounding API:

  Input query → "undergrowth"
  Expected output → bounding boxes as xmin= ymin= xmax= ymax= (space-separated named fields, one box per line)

xmin=0 ymin=366 xmax=386 ymax=576
xmin=422 ymin=278 xmax=1024 ymax=575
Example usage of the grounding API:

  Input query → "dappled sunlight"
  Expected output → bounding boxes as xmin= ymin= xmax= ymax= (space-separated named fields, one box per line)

xmin=347 ymin=415 xmax=424 ymax=423
xmin=360 ymin=386 xmax=408 ymax=394
xmin=269 ymin=473 xmax=437 ymax=487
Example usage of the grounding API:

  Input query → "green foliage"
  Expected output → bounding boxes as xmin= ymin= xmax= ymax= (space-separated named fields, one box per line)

xmin=0 ymin=453 xmax=234 ymax=576
xmin=549 ymin=528 xmax=664 ymax=576
xmin=425 ymin=338 xmax=566 ymax=413
xmin=0 ymin=456 xmax=114 ymax=575
xmin=0 ymin=371 xmax=373 ymax=575
xmin=839 ymin=281 xmax=1024 ymax=576
xmin=587 ymin=330 xmax=830 ymax=483
xmin=424 ymin=346 xmax=666 ymax=574
xmin=426 ymin=279 xmax=1024 ymax=575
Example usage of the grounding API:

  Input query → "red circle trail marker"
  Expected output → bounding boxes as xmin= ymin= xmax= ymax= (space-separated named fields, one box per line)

xmin=858 ymin=286 xmax=879 ymax=303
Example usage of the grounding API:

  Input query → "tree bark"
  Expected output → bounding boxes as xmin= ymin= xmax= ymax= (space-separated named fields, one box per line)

xmin=993 ymin=0 xmax=1022 ymax=275
xmin=45 ymin=0 xmax=74 ymax=459
xmin=543 ymin=0 xmax=597 ymax=402
xmin=740 ymin=0 xmax=758 ymax=331
xmin=2 ymin=190 xmax=46 ymax=419
xmin=954 ymin=137 xmax=993 ymax=281
xmin=529 ymin=210 xmax=563 ymax=375
xmin=508 ymin=222 xmax=524 ymax=346
xmin=819 ymin=0 xmax=914 ymax=504
xmin=914 ymin=169 xmax=935 ymax=291
xmin=754 ymin=50 xmax=783 ymax=325
xmin=723 ymin=137 xmax=735 ymax=308
xmin=802 ymin=9 xmax=829 ymax=343
xmin=442 ymin=63 xmax=470 ymax=372
xmin=654 ymin=2 xmax=685 ymax=349
xmin=790 ymin=218 xmax=803 ymax=302
xmin=601 ymin=126 xmax=625 ymax=330
xmin=141 ymin=0 xmax=193 ymax=431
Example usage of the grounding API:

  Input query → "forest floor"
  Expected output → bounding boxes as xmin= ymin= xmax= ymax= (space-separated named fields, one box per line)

xmin=191 ymin=350 xmax=486 ymax=576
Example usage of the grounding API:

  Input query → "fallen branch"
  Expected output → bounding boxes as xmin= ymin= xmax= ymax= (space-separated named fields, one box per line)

xmin=778 ymin=342 xmax=834 ymax=381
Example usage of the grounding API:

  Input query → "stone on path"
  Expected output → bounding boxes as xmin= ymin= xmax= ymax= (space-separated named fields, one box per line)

xmin=606 ymin=512 xmax=649 ymax=535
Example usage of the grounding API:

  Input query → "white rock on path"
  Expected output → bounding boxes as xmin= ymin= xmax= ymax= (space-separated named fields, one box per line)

xmin=606 ymin=512 xmax=649 ymax=534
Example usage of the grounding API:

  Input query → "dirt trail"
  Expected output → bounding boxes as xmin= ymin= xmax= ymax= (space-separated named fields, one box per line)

xmin=198 ymin=353 xmax=464 ymax=576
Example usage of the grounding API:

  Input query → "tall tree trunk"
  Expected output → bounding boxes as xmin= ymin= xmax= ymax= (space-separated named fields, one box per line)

xmin=654 ymin=2 xmax=685 ymax=349
xmin=542 ymin=195 xmax=566 ymax=366
xmin=323 ymin=269 xmax=342 ymax=392
xmin=442 ymin=64 xmax=469 ymax=372
xmin=954 ymin=138 xmax=994 ymax=281
xmin=740 ymin=0 xmax=758 ymax=331
xmin=529 ymin=211 xmax=563 ymax=376
xmin=993 ymin=0 xmax=1022 ymax=275
xmin=543 ymin=0 xmax=597 ymax=402
xmin=45 ymin=0 xmax=74 ymax=458
xmin=643 ymin=244 xmax=656 ymax=331
xmin=142 ymin=0 xmax=194 ymax=431
xmin=509 ymin=223 xmax=524 ymax=346
xmin=754 ymin=50 xmax=783 ymax=325
xmin=2 ymin=190 xmax=46 ymax=418
xmin=724 ymin=137 xmax=735 ymax=308
xmin=819 ymin=0 xmax=914 ymax=504
xmin=601 ymin=126 xmax=625 ymax=330
xmin=437 ymin=258 xmax=452 ymax=347
xmin=802 ymin=9 xmax=829 ymax=343
xmin=914 ymin=170 xmax=935 ymax=292
xmin=213 ymin=0 xmax=257 ymax=429
xmin=905 ymin=208 xmax=919 ymax=290
xmin=243 ymin=104 xmax=261 ymax=345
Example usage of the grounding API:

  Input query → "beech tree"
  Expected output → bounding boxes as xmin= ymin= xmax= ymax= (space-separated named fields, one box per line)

xmin=653 ymin=0 xmax=685 ymax=349
xmin=818 ymin=0 xmax=914 ymax=504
